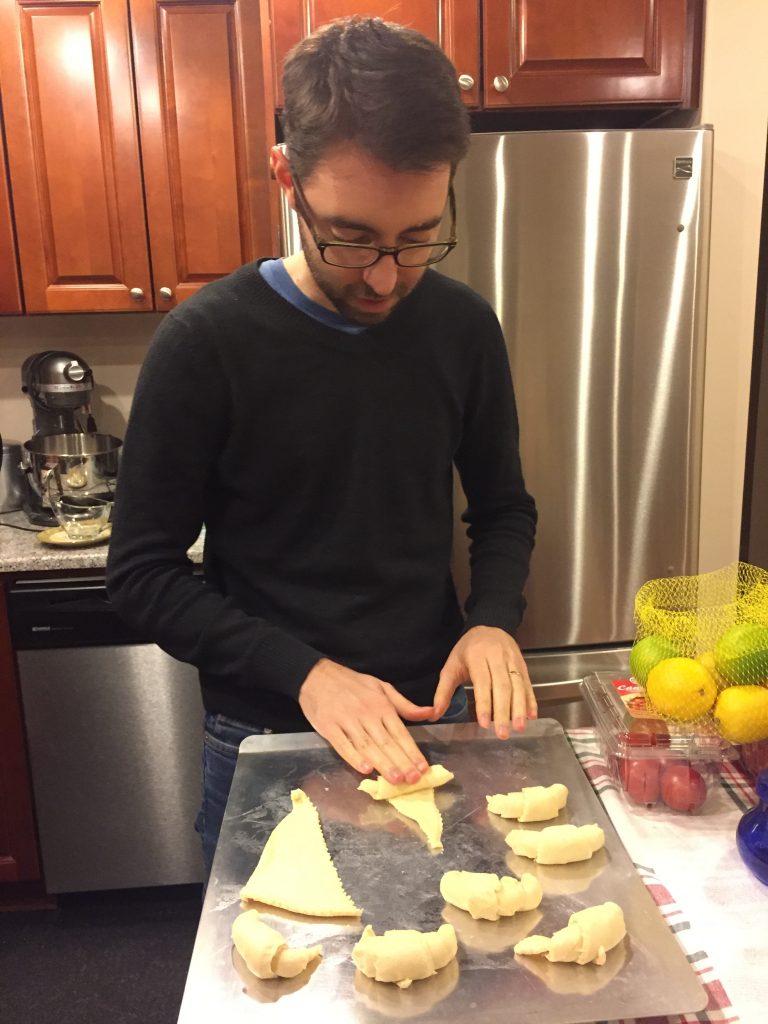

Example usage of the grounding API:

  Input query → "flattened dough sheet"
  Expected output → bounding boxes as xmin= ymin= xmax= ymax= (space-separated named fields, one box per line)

xmin=241 ymin=788 xmax=362 ymax=917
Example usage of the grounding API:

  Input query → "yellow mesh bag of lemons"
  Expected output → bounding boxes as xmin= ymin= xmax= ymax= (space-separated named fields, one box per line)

xmin=630 ymin=562 xmax=768 ymax=744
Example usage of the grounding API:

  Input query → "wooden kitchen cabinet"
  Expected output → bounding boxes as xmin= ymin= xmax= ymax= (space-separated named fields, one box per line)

xmin=0 ymin=583 xmax=40 ymax=883
xmin=0 ymin=0 xmax=154 ymax=312
xmin=266 ymin=1 xmax=481 ymax=108
xmin=130 ymin=0 xmax=277 ymax=309
xmin=482 ymin=0 xmax=701 ymax=109
xmin=266 ymin=0 xmax=702 ymax=112
xmin=0 ymin=117 xmax=23 ymax=314
xmin=0 ymin=0 xmax=277 ymax=314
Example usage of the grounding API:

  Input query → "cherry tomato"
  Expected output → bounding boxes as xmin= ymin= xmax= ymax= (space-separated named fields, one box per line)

xmin=623 ymin=758 xmax=661 ymax=805
xmin=660 ymin=764 xmax=708 ymax=811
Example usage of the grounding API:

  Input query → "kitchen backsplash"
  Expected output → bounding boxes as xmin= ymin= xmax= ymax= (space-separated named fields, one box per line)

xmin=0 ymin=313 xmax=163 ymax=443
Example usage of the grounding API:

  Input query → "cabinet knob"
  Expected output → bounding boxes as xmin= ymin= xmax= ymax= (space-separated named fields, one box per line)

xmin=493 ymin=75 xmax=510 ymax=93
xmin=129 ymin=287 xmax=145 ymax=301
xmin=159 ymin=287 xmax=174 ymax=301
xmin=457 ymin=74 xmax=475 ymax=91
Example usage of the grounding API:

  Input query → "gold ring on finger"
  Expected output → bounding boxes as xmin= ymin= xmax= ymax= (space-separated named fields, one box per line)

xmin=508 ymin=668 xmax=521 ymax=677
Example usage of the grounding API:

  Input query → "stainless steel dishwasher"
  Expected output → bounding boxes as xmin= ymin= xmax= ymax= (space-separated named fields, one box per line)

xmin=9 ymin=574 xmax=205 ymax=893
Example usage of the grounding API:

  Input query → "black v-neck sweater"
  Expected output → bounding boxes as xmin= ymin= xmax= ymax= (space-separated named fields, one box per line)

xmin=106 ymin=262 xmax=537 ymax=731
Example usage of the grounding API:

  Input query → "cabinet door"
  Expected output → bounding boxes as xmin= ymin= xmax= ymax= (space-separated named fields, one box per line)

xmin=483 ymin=0 xmax=691 ymax=109
xmin=0 ymin=121 xmax=23 ymax=314
xmin=269 ymin=1 xmax=480 ymax=108
xmin=130 ymin=0 xmax=278 ymax=309
xmin=0 ymin=0 xmax=152 ymax=312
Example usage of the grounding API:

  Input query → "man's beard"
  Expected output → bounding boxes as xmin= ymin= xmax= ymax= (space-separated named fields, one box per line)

xmin=301 ymin=229 xmax=413 ymax=326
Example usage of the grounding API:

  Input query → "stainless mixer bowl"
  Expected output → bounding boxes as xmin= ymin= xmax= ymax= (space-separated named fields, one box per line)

xmin=0 ymin=440 xmax=25 ymax=512
xmin=22 ymin=433 xmax=122 ymax=512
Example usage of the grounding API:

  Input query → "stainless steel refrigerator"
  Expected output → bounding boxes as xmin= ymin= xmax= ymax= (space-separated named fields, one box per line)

xmin=743 ymin=144 xmax=768 ymax=573
xmin=280 ymin=127 xmax=714 ymax=691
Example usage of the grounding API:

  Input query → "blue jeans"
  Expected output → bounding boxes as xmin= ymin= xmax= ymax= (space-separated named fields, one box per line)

xmin=195 ymin=685 xmax=469 ymax=879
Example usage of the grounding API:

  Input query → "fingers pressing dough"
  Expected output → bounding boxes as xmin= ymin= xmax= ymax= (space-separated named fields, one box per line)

xmin=358 ymin=764 xmax=454 ymax=801
xmin=487 ymin=783 xmax=568 ymax=822
xmin=240 ymin=789 xmax=362 ymax=917
xmin=505 ymin=823 xmax=605 ymax=864
xmin=514 ymin=901 xmax=626 ymax=966
xmin=231 ymin=909 xmax=323 ymax=979
xmin=352 ymin=923 xmax=458 ymax=988
xmin=440 ymin=870 xmax=543 ymax=921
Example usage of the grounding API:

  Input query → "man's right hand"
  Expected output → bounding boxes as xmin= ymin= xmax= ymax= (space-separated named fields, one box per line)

xmin=298 ymin=658 xmax=434 ymax=786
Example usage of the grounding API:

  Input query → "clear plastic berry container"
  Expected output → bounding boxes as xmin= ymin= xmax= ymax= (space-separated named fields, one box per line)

xmin=738 ymin=739 xmax=768 ymax=781
xmin=580 ymin=672 xmax=736 ymax=813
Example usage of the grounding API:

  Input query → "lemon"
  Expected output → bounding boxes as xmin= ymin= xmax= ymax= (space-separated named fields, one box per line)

xmin=713 ymin=685 xmax=768 ymax=743
xmin=713 ymin=623 xmax=768 ymax=685
xmin=629 ymin=635 xmax=681 ymax=685
xmin=646 ymin=657 xmax=717 ymax=721
xmin=696 ymin=650 xmax=727 ymax=689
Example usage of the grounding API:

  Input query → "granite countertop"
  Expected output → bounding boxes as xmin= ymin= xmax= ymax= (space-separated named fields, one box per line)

xmin=0 ymin=510 xmax=204 ymax=575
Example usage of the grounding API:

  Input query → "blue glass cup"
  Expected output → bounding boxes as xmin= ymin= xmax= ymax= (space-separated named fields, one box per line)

xmin=736 ymin=769 xmax=768 ymax=885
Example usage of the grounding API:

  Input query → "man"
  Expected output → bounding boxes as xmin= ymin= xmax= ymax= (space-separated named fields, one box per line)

xmin=106 ymin=17 xmax=537 ymax=877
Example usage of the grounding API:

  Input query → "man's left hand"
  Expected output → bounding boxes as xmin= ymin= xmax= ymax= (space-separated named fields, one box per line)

xmin=432 ymin=626 xmax=537 ymax=738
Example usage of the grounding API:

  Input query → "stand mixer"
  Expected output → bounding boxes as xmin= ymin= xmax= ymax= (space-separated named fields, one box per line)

xmin=20 ymin=350 xmax=122 ymax=525
xmin=21 ymin=350 xmax=96 ymax=436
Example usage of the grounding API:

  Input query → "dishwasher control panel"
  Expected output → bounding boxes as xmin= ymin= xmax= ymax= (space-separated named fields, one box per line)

xmin=8 ymin=576 xmax=148 ymax=649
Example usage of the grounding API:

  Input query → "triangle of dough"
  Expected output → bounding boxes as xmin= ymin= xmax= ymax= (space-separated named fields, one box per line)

xmin=388 ymin=790 xmax=444 ymax=851
xmin=358 ymin=765 xmax=454 ymax=852
xmin=240 ymin=789 xmax=362 ymax=917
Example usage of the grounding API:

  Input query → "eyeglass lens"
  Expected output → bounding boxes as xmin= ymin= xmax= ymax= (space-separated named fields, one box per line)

xmin=321 ymin=244 xmax=453 ymax=268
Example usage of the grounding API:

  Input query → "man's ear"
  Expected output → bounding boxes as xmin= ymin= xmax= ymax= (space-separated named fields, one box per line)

xmin=270 ymin=146 xmax=296 ymax=209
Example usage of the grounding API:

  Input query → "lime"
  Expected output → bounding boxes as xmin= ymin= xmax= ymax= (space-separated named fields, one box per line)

xmin=630 ymin=635 xmax=681 ymax=685
xmin=713 ymin=685 xmax=768 ymax=743
xmin=646 ymin=657 xmax=717 ymax=721
xmin=713 ymin=623 xmax=768 ymax=685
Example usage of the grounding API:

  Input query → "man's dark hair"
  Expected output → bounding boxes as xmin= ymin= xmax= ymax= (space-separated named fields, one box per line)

xmin=281 ymin=17 xmax=470 ymax=181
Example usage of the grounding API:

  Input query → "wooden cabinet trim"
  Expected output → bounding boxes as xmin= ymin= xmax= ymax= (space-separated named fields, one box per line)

xmin=0 ymin=115 xmax=23 ymax=314
xmin=441 ymin=0 xmax=480 ymax=108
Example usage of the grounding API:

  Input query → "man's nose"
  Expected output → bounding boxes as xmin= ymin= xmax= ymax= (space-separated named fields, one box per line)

xmin=362 ymin=253 xmax=398 ymax=295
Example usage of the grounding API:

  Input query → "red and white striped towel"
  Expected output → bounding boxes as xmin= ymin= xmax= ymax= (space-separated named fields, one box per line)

xmin=566 ymin=728 xmax=763 ymax=1024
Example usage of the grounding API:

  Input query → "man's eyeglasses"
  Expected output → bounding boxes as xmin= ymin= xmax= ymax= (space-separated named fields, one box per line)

xmin=291 ymin=174 xmax=457 ymax=269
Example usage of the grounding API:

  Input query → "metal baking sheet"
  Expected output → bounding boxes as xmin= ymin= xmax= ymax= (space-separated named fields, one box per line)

xmin=177 ymin=720 xmax=707 ymax=1023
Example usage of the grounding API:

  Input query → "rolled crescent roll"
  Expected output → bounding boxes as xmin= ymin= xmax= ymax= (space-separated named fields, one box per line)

xmin=487 ymin=783 xmax=568 ymax=822
xmin=352 ymin=923 xmax=457 ymax=988
xmin=514 ymin=901 xmax=626 ymax=966
xmin=505 ymin=823 xmax=605 ymax=864
xmin=231 ymin=910 xmax=322 ymax=979
xmin=440 ymin=870 xmax=542 ymax=921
